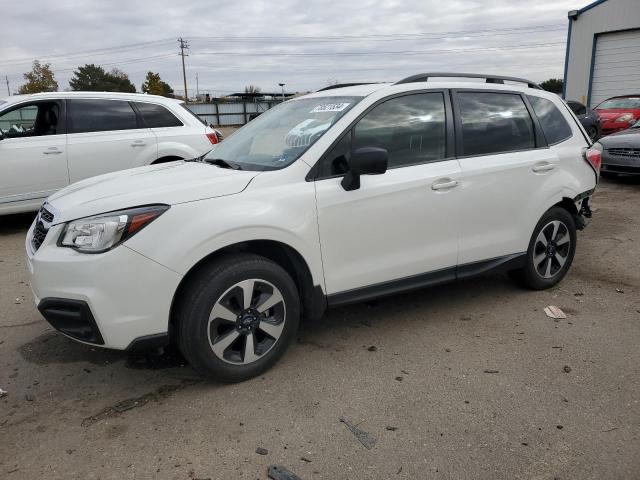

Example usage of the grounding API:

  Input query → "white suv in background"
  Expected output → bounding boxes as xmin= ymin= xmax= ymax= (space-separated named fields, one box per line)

xmin=0 ymin=92 xmax=218 ymax=214
xmin=26 ymin=73 xmax=600 ymax=383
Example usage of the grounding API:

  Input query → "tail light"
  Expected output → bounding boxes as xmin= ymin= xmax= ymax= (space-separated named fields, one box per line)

xmin=583 ymin=142 xmax=602 ymax=174
xmin=206 ymin=132 xmax=219 ymax=145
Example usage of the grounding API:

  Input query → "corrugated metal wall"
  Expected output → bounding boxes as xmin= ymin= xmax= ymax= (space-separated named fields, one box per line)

xmin=187 ymin=100 xmax=280 ymax=126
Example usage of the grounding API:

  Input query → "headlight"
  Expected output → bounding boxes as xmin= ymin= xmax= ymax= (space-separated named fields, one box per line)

xmin=615 ymin=113 xmax=635 ymax=123
xmin=59 ymin=205 xmax=169 ymax=253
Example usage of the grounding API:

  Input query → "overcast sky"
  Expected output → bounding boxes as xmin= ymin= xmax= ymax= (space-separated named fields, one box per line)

xmin=0 ymin=0 xmax=584 ymax=96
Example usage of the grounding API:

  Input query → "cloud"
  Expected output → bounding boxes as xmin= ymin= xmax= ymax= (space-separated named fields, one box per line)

xmin=0 ymin=0 xmax=577 ymax=95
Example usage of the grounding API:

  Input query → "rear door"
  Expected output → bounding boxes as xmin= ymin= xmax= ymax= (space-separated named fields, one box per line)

xmin=66 ymin=98 xmax=157 ymax=183
xmin=314 ymin=91 xmax=461 ymax=297
xmin=452 ymin=90 xmax=552 ymax=266
xmin=0 ymin=100 xmax=68 ymax=205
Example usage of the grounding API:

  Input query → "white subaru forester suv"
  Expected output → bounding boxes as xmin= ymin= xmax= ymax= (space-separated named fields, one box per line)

xmin=0 ymin=91 xmax=218 ymax=215
xmin=26 ymin=73 xmax=600 ymax=383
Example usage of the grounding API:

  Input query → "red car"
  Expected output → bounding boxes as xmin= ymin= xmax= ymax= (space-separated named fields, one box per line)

xmin=594 ymin=95 xmax=640 ymax=136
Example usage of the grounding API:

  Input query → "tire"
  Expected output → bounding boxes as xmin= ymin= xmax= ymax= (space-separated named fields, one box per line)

xmin=176 ymin=253 xmax=300 ymax=383
xmin=509 ymin=207 xmax=577 ymax=290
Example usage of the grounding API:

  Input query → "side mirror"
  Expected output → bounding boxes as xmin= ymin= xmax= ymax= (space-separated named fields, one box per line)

xmin=341 ymin=147 xmax=388 ymax=191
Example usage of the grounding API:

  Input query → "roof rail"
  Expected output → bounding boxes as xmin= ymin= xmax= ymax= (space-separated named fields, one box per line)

xmin=394 ymin=72 xmax=542 ymax=90
xmin=316 ymin=82 xmax=376 ymax=92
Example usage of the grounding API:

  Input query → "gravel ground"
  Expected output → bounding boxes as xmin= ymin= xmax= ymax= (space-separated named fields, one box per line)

xmin=0 ymin=177 xmax=639 ymax=480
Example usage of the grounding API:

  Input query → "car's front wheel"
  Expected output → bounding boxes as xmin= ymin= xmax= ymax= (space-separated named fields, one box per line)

xmin=176 ymin=253 xmax=300 ymax=382
xmin=510 ymin=207 xmax=577 ymax=290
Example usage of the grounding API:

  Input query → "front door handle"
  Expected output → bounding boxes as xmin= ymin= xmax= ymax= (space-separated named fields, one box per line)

xmin=43 ymin=147 xmax=62 ymax=155
xmin=131 ymin=140 xmax=146 ymax=147
xmin=431 ymin=179 xmax=459 ymax=191
xmin=532 ymin=162 xmax=555 ymax=173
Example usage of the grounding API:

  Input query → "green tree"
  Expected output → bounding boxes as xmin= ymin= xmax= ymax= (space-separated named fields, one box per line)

xmin=540 ymin=78 xmax=563 ymax=94
xmin=141 ymin=72 xmax=173 ymax=96
xmin=69 ymin=64 xmax=136 ymax=92
xmin=18 ymin=60 xmax=58 ymax=94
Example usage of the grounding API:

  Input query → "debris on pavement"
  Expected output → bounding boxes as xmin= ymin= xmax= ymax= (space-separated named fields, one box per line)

xmin=385 ymin=426 xmax=398 ymax=431
xmin=367 ymin=345 xmax=377 ymax=352
xmin=256 ymin=447 xmax=269 ymax=455
xmin=615 ymin=288 xmax=624 ymax=294
xmin=25 ymin=393 xmax=34 ymax=401
xmin=484 ymin=369 xmax=499 ymax=374
xmin=544 ymin=306 xmax=567 ymax=320
xmin=563 ymin=365 xmax=572 ymax=373
xmin=267 ymin=465 xmax=302 ymax=480
xmin=339 ymin=416 xmax=377 ymax=450
xmin=0 ymin=388 xmax=7 ymax=398
xmin=395 ymin=376 xmax=403 ymax=382
xmin=300 ymin=456 xmax=312 ymax=463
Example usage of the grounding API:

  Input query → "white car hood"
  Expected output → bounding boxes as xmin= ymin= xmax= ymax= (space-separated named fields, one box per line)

xmin=47 ymin=161 xmax=259 ymax=224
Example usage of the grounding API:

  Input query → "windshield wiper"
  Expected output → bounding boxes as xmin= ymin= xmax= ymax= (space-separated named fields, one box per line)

xmin=204 ymin=158 xmax=243 ymax=170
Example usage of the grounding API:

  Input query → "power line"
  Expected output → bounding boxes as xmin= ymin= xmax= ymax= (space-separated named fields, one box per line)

xmin=191 ymin=41 xmax=566 ymax=58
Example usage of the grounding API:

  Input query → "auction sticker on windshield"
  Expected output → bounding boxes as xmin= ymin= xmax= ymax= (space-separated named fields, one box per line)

xmin=310 ymin=103 xmax=350 ymax=113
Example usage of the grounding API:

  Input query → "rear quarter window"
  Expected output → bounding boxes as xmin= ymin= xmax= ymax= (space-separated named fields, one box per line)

xmin=528 ymin=96 xmax=572 ymax=145
xmin=134 ymin=102 xmax=183 ymax=128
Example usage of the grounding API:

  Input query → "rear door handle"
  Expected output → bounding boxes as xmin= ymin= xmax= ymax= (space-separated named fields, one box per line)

xmin=131 ymin=140 xmax=146 ymax=147
xmin=532 ymin=162 xmax=555 ymax=173
xmin=43 ymin=147 xmax=62 ymax=155
xmin=431 ymin=179 xmax=459 ymax=191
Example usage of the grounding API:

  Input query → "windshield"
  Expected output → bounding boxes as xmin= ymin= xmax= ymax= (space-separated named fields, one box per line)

xmin=596 ymin=97 xmax=640 ymax=109
xmin=204 ymin=96 xmax=361 ymax=170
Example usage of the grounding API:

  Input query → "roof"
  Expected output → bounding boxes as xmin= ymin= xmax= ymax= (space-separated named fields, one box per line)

xmin=1 ymin=91 xmax=181 ymax=106
xmin=569 ymin=0 xmax=610 ymax=18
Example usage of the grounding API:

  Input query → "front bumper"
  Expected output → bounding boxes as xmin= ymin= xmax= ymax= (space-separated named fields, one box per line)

xmin=26 ymin=221 xmax=183 ymax=350
xmin=601 ymin=151 xmax=640 ymax=175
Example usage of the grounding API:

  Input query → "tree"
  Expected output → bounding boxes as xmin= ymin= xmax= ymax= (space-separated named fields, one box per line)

xmin=540 ymin=78 xmax=563 ymax=94
xmin=141 ymin=71 xmax=173 ymax=96
xmin=18 ymin=60 xmax=58 ymax=94
xmin=244 ymin=85 xmax=261 ymax=95
xmin=69 ymin=64 xmax=136 ymax=92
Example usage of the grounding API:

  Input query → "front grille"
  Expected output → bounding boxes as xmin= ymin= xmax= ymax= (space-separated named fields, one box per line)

xmin=31 ymin=205 xmax=54 ymax=252
xmin=40 ymin=206 xmax=54 ymax=223
xmin=607 ymin=147 xmax=640 ymax=158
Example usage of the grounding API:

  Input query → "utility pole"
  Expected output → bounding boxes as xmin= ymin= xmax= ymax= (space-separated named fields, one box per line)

xmin=5 ymin=76 xmax=10 ymax=96
xmin=178 ymin=38 xmax=189 ymax=103
xmin=196 ymin=73 xmax=199 ymax=100
xmin=278 ymin=83 xmax=285 ymax=103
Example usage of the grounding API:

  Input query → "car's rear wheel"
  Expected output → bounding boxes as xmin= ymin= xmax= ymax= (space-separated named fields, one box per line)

xmin=509 ymin=207 xmax=577 ymax=290
xmin=177 ymin=253 xmax=300 ymax=382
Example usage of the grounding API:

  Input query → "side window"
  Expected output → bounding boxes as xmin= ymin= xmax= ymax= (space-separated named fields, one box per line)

xmin=458 ymin=92 xmax=535 ymax=156
xmin=134 ymin=102 xmax=183 ymax=128
xmin=353 ymin=93 xmax=447 ymax=168
xmin=68 ymin=99 xmax=138 ymax=134
xmin=0 ymin=102 xmax=61 ymax=138
xmin=528 ymin=96 xmax=573 ymax=145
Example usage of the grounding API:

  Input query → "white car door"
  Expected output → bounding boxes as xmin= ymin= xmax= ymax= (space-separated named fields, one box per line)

xmin=66 ymin=98 xmax=157 ymax=183
xmin=0 ymin=100 xmax=68 ymax=207
xmin=314 ymin=91 xmax=461 ymax=299
xmin=452 ymin=90 xmax=556 ymax=266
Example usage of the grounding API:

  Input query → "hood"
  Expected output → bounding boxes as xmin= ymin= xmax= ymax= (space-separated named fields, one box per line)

xmin=600 ymin=128 xmax=640 ymax=148
xmin=47 ymin=161 xmax=259 ymax=224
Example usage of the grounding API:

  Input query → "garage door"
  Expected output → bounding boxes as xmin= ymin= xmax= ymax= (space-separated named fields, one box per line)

xmin=590 ymin=29 xmax=640 ymax=107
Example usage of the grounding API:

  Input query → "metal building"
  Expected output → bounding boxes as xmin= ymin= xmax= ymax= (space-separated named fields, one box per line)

xmin=563 ymin=0 xmax=640 ymax=107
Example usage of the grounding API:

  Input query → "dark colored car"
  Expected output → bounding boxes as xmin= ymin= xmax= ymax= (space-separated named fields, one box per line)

xmin=599 ymin=119 xmax=640 ymax=176
xmin=567 ymin=100 xmax=602 ymax=140
xmin=594 ymin=95 xmax=640 ymax=136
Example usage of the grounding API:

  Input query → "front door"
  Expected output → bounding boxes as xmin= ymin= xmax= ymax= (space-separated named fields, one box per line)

xmin=0 ymin=100 xmax=68 ymax=206
xmin=314 ymin=91 xmax=461 ymax=297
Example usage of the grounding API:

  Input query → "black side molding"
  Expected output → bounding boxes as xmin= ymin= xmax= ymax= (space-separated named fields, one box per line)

xmin=327 ymin=253 xmax=526 ymax=307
